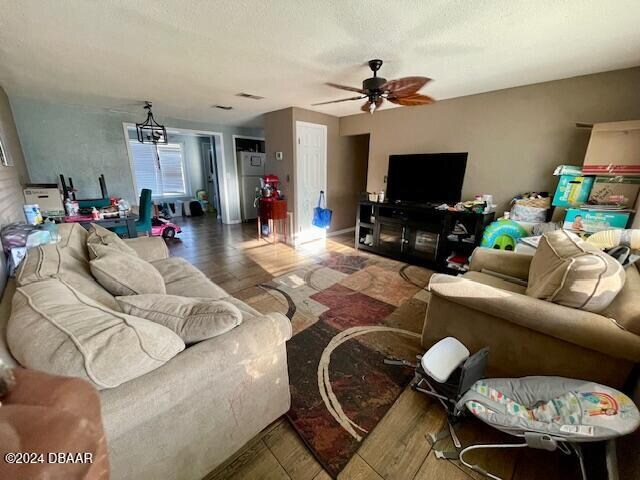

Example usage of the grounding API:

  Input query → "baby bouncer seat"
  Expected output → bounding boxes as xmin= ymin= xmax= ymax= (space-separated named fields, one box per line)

xmin=387 ymin=337 xmax=640 ymax=480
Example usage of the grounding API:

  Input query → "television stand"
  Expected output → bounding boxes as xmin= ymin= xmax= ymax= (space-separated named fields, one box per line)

xmin=355 ymin=200 xmax=495 ymax=273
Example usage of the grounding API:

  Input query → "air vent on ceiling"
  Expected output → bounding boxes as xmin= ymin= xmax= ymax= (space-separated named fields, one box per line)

xmin=236 ymin=92 xmax=264 ymax=100
xmin=213 ymin=105 xmax=233 ymax=110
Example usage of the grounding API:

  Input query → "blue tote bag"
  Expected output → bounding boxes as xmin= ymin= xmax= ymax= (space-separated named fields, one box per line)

xmin=312 ymin=191 xmax=332 ymax=229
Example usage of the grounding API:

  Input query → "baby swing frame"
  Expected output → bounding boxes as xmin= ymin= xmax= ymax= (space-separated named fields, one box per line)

xmin=384 ymin=340 xmax=625 ymax=480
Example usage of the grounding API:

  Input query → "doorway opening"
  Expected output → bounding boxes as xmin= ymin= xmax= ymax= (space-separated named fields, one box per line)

xmin=123 ymin=124 xmax=229 ymax=223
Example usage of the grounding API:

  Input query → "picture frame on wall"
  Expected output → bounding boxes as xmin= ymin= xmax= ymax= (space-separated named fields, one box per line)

xmin=0 ymin=136 xmax=9 ymax=166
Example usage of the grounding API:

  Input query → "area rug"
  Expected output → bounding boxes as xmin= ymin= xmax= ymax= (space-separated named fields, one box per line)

xmin=238 ymin=252 xmax=433 ymax=478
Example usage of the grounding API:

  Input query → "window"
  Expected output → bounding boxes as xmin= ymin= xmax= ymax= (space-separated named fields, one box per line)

xmin=129 ymin=142 xmax=188 ymax=198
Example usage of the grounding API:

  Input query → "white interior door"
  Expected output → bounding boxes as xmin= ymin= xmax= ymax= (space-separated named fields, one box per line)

xmin=295 ymin=121 xmax=327 ymax=244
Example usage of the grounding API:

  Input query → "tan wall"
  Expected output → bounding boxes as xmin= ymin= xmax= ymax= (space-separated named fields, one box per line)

xmin=340 ymin=67 xmax=640 ymax=213
xmin=332 ymin=133 xmax=368 ymax=230
xmin=0 ymin=85 xmax=29 ymax=294
xmin=264 ymin=107 xmax=369 ymax=234
xmin=264 ymin=107 xmax=295 ymax=206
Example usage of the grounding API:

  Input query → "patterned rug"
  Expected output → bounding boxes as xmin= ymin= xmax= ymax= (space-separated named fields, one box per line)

xmin=238 ymin=251 xmax=433 ymax=478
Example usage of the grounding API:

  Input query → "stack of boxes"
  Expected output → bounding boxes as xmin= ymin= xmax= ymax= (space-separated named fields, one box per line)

xmin=552 ymin=121 xmax=640 ymax=235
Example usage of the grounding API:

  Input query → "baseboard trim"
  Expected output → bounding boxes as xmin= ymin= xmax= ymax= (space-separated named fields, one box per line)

xmin=327 ymin=226 xmax=355 ymax=237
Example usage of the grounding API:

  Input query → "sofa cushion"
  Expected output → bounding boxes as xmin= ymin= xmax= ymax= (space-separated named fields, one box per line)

xmin=151 ymin=257 xmax=228 ymax=299
xmin=55 ymin=222 xmax=90 ymax=262
xmin=463 ymin=271 xmax=527 ymax=294
xmin=16 ymin=243 xmax=120 ymax=311
xmin=90 ymin=245 xmax=166 ymax=296
xmin=86 ymin=223 xmax=138 ymax=260
xmin=526 ymin=230 xmax=625 ymax=312
xmin=601 ymin=263 xmax=640 ymax=335
xmin=116 ymin=294 xmax=243 ymax=344
xmin=7 ymin=279 xmax=184 ymax=389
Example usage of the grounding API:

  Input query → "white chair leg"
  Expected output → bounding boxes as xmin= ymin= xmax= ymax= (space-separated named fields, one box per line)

xmin=458 ymin=443 xmax=528 ymax=480
xmin=567 ymin=443 xmax=588 ymax=480
xmin=605 ymin=439 xmax=618 ymax=480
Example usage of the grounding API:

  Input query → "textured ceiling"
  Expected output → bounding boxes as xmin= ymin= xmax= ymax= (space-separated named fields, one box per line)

xmin=1 ymin=0 xmax=639 ymax=127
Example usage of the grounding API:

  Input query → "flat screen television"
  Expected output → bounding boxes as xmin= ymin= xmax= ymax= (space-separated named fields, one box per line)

xmin=386 ymin=153 xmax=467 ymax=204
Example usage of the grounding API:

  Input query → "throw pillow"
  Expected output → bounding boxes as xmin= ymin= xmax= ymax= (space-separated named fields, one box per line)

xmin=86 ymin=223 xmax=137 ymax=260
xmin=526 ymin=229 xmax=625 ymax=312
xmin=89 ymin=244 xmax=166 ymax=296
xmin=7 ymin=279 xmax=184 ymax=389
xmin=116 ymin=294 xmax=243 ymax=343
xmin=16 ymin=243 xmax=122 ymax=311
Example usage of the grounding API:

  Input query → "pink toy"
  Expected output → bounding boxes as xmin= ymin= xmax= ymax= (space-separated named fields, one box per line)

xmin=151 ymin=217 xmax=182 ymax=239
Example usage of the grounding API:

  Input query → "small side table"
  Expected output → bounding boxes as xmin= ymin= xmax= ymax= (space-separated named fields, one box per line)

xmin=258 ymin=198 xmax=287 ymax=244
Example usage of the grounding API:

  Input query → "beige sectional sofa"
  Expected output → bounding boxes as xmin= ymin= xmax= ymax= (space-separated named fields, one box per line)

xmin=0 ymin=224 xmax=292 ymax=480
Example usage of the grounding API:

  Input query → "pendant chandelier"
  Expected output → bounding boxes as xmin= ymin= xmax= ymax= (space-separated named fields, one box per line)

xmin=136 ymin=101 xmax=167 ymax=145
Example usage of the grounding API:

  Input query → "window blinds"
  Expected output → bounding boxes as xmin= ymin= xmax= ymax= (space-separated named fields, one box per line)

xmin=129 ymin=142 xmax=187 ymax=197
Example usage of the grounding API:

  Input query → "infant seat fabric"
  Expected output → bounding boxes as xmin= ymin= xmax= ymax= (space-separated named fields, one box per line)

xmin=457 ymin=377 xmax=640 ymax=442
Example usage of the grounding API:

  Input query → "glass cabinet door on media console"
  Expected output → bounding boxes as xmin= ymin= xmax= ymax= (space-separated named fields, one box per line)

xmin=406 ymin=228 xmax=439 ymax=261
xmin=376 ymin=221 xmax=406 ymax=253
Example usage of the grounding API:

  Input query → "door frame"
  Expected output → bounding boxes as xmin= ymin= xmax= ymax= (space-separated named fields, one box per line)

xmin=122 ymin=123 xmax=232 ymax=223
xmin=294 ymin=121 xmax=328 ymax=245
xmin=201 ymin=139 xmax=221 ymax=218
xmin=232 ymin=134 xmax=265 ymax=222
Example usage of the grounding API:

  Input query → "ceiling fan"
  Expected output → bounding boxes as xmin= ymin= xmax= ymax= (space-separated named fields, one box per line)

xmin=313 ymin=59 xmax=435 ymax=114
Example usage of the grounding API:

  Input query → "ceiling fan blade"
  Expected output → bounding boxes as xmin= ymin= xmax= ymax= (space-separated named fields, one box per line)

xmin=326 ymin=82 xmax=366 ymax=94
xmin=382 ymin=76 xmax=431 ymax=96
xmin=312 ymin=95 xmax=365 ymax=106
xmin=387 ymin=93 xmax=435 ymax=106
xmin=360 ymin=97 xmax=383 ymax=113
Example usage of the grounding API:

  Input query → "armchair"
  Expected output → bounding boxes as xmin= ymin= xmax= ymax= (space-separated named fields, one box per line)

xmin=422 ymin=248 xmax=640 ymax=388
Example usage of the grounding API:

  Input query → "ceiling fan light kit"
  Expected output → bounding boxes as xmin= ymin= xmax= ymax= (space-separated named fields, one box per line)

xmin=313 ymin=59 xmax=435 ymax=114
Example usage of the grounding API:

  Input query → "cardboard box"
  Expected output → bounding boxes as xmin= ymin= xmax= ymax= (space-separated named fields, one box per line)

xmin=23 ymin=185 xmax=65 ymax=216
xmin=564 ymin=208 xmax=631 ymax=233
xmin=552 ymin=175 xmax=594 ymax=207
xmin=588 ymin=176 xmax=640 ymax=208
xmin=553 ymin=164 xmax=584 ymax=176
xmin=583 ymin=120 xmax=640 ymax=176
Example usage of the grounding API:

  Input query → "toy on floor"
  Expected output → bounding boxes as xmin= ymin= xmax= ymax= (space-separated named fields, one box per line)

xmin=384 ymin=337 xmax=639 ymax=480
xmin=151 ymin=217 xmax=182 ymax=239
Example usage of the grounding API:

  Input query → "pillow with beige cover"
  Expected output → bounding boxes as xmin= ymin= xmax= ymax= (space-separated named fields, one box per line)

xmin=7 ymin=279 xmax=184 ymax=389
xmin=526 ymin=230 xmax=625 ymax=312
xmin=89 ymin=244 xmax=166 ymax=296
xmin=17 ymin=243 xmax=120 ymax=311
xmin=601 ymin=262 xmax=640 ymax=334
xmin=86 ymin=223 xmax=137 ymax=260
xmin=116 ymin=294 xmax=243 ymax=344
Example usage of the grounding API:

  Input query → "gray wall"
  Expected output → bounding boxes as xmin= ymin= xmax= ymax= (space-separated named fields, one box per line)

xmin=341 ymin=67 xmax=640 ymax=214
xmin=10 ymin=96 xmax=261 ymax=223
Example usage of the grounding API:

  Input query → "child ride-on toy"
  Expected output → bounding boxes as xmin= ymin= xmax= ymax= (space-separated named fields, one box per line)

xmin=151 ymin=217 xmax=182 ymax=239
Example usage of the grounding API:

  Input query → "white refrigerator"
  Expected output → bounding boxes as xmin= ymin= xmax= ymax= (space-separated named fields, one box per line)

xmin=238 ymin=152 xmax=266 ymax=220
